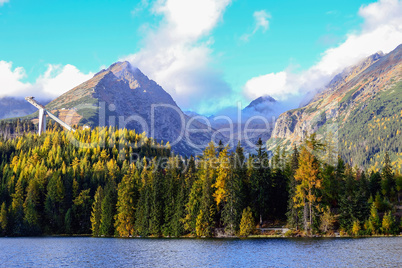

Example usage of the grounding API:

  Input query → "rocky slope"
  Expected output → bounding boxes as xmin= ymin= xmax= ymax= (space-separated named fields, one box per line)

xmin=268 ymin=44 xmax=402 ymax=171
xmin=45 ymin=61 xmax=220 ymax=156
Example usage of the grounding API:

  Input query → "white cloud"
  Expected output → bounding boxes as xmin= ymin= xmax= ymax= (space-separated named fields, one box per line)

xmin=35 ymin=64 xmax=94 ymax=97
xmin=152 ymin=0 xmax=231 ymax=40
xmin=253 ymin=10 xmax=270 ymax=32
xmin=0 ymin=61 xmax=30 ymax=97
xmin=0 ymin=61 xmax=93 ymax=99
xmin=359 ymin=0 xmax=402 ymax=31
xmin=245 ymin=72 xmax=287 ymax=100
xmin=0 ymin=0 xmax=9 ymax=7
xmin=243 ymin=0 xmax=402 ymax=103
xmin=241 ymin=10 xmax=271 ymax=41
xmin=124 ymin=0 xmax=233 ymax=114
xmin=131 ymin=0 xmax=149 ymax=16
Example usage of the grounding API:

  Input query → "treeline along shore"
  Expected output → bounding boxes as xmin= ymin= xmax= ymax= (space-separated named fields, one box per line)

xmin=0 ymin=120 xmax=401 ymax=237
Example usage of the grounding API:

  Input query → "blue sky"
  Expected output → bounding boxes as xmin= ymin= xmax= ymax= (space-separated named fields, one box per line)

xmin=1 ymin=0 xmax=402 ymax=114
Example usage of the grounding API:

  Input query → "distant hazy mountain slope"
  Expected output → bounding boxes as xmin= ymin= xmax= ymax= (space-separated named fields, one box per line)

xmin=0 ymin=97 xmax=38 ymax=119
xmin=184 ymin=95 xmax=278 ymax=153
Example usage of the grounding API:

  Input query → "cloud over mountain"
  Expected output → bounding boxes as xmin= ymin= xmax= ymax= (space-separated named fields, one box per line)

xmin=243 ymin=0 xmax=402 ymax=105
xmin=0 ymin=61 xmax=93 ymax=100
xmin=123 ymin=0 xmax=233 ymax=114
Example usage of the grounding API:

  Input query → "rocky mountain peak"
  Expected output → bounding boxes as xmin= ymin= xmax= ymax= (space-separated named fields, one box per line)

xmin=107 ymin=61 xmax=141 ymax=80
xmin=243 ymin=95 xmax=277 ymax=115
xmin=315 ymin=51 xmax=386 ymax=102
xmin=41 ymin=60 xmax=223 ymax=156
xmin=246 ymin=96 xmax=276 ymax=108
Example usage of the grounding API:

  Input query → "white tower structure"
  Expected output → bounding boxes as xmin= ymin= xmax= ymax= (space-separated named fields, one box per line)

xmin=25 ymin=96 xmax=75 ymax=135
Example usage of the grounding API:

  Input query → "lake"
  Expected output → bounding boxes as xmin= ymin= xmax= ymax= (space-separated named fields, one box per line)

xmin=0 ymin=237 xmax=401 ymax=267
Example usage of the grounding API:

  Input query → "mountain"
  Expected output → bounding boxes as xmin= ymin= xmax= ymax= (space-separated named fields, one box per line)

xmin=268 ymin=44 xmax=402 ymax=171
xmin=44 ymin=61 xmax=220 ymax=156
xmin=183 ymin=95 xmax=278 ymax=153
xmin=0 ymin=97 xmax=39 ymax=119
xmin=243 ymin=95 xmax=277 ymax=116
xmin=183 ymin=110 xmax=202 ymax=118
xmin=239 ymin=95 xmax=277 ymax=148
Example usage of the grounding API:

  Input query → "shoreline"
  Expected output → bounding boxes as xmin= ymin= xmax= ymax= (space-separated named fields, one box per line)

xmin=1 ymin=234 xmax=401 ymax=239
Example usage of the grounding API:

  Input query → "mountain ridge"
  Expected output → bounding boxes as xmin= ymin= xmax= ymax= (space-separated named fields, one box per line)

xmin=268 ymin=43 xmax=402 ymax=171
xmin=4 ymin=44 xmax=402 ymax=166
xmin=44 ymin=61 xmax=222 ymax=156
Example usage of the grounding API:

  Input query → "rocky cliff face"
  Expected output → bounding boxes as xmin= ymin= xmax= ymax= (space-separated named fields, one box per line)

xmin=46 ymin=61 xmax=220 ymax=156
xmin=269 ymin=44 xmax=402 ymax=170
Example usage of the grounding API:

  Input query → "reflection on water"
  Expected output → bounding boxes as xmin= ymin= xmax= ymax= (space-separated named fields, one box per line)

xmin=0 ymin=237 xmax=401 ymax=267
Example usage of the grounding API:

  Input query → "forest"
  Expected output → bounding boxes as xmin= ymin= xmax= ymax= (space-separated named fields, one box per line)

xmin=0 ymin=119 xmax=401 ymax=237
xmin=338 ymin=80 xmax=402 ymax=172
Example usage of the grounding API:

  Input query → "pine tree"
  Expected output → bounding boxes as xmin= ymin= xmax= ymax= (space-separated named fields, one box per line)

xmin=195 ymin=142 xmax=217 ymax=237
xmin=381 ymin=211 xmax=395 ymax=235
xmin=381 ymin=152 xmax=395 ymax=200
xmin=183 ymin=178 xmax=202 ymax=234
xmin=90 ymin=186 xmax=104 ymax=236
xmin=0 ymin=202 xmax=7 ymax=233
xmin=115 ymin=172 xmax=138 ymax=237
xmin=396 ymin=172 xmax=402 ymax=203
xmin=72 ymin=189 xmax=92 ymax=234
xmin=23 ymin=178 xmax=41 ymax=234
xmin=270 ymin=166 xmax=288 ymax=219
xmin=286 ymin=144 xmax=300 ymax=229
xmin=369 ymin=171 xmax=382 ymax=197
xmin=367 ymin=203 xmax=380 ymax=235
xmin=45 ymin=174 xmax=66 ymax=233
xmin=220 ymin=151 xmax=239 ymax=235
xmin=170 ymin=179 xmax=185 ymax=237
xmin=233 ymin=141 xmax=247 ymax=207
xmin=352 ymin=220 xmax=361 ymax=236
xmin=239 ymin=207 xmax=255 ymax=237
xmin=195 ymin=209 xmax=210 ymax=237
xmin=135 ymin=160 xmax=152 ymax=236
xmin=100 ymin=184 xmax=116 ymax=236
xmin=64 ymin=208 xmax=73 ymax=234
xmin=149 ymin=164 xmax=163 ymax=236
xmin=11 ymin=177 xmax=25 ymax=235
xmin=249 ymin=138 xmax=271 ymax=226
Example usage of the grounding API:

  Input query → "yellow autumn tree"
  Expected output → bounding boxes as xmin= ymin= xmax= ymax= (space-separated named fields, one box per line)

xmin=212 ymin=145 xmax=230 ymax=207
xmin=294 ymin=135 xmax=322 ymax=234
xmin=239 ymin=207 xmax=255 ymax=237
xmin=382 ymin=211 xmax=395 ymax=235
xmin=352 ymin=220 xmax=361 ymax=236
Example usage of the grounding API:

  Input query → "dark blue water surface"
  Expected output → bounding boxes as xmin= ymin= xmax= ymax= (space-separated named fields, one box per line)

xmin=0 ymin=237 xmax=401 ymax=267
